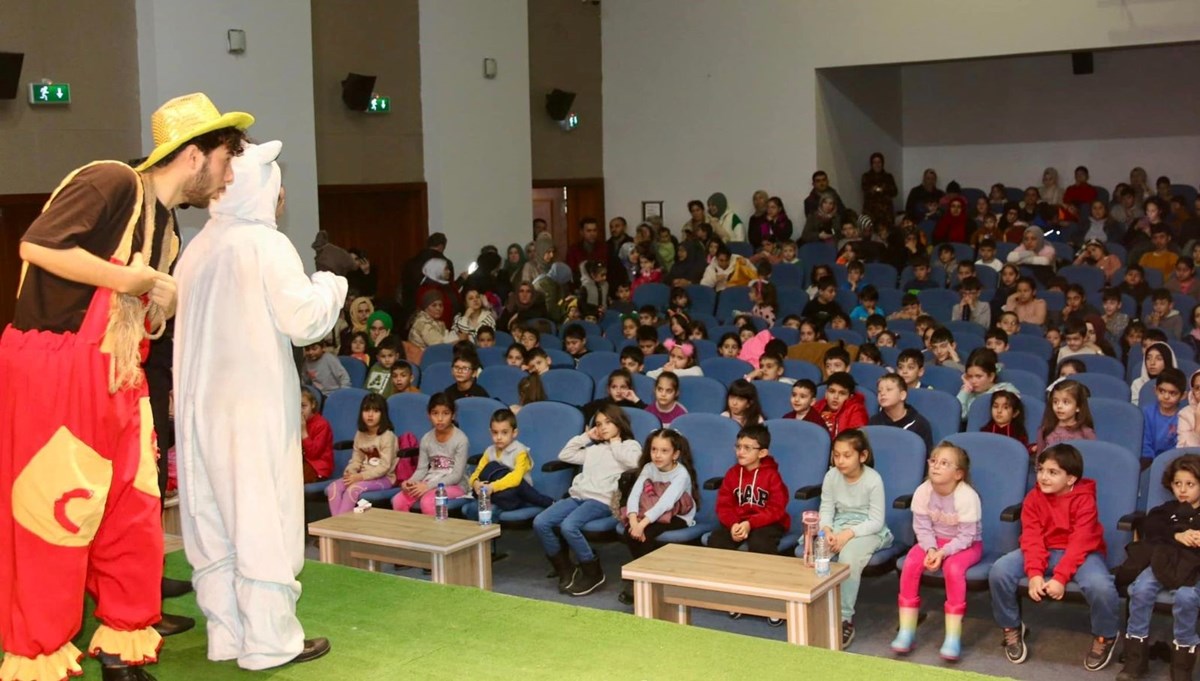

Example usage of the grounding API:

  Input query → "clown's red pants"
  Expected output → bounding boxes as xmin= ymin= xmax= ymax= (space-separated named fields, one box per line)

xmin=0 ymin=286 xmax=162 ymax=680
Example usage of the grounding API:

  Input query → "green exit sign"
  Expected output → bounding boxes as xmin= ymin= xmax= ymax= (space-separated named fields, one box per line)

xmin=29 ymin=83 xmax=71 ymax=105
xmin=365 ymin=96 xmax=390 ymax=114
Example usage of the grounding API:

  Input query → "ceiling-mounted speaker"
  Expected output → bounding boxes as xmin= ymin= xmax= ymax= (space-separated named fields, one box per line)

xmin=0 ymin=52 xmax=24 ymax=100
xmin=341 ymin=72 xmax=376 ymax=111
xmin=545 ymin=89 xmax=576 ymax=121
xmin=1071 ymin=51 xmax=1093 ymax=76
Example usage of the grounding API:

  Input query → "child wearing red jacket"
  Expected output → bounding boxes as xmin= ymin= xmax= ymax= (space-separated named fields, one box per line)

xmin=710 ymin=424 xmax=790 ymax=554
xmin=813 ymin=372 xmax=869 ymax=438
xmin=988 ymin=443 xmax=1120 ymax=672
xmin=301 ymin=390 xmax=334 ymax=482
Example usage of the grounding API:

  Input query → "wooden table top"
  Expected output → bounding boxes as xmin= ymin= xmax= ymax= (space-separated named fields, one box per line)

xmin=622 ymin=543 xmax=849 ymax=602
xmin=308 ymin=509 xmax=500 ymax=554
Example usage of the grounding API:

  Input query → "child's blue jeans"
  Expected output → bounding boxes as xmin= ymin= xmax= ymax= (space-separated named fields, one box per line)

xmin=988 ymin=548 xmax=1119 ymax=639
xmin=1126 ymin=567 xmax=1200 ymax=646
xmin=532 ymin=498 xmax=611 ymax=562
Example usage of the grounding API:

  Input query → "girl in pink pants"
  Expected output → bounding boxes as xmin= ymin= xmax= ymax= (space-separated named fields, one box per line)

xmin=891 ymin=443 xmax=983 ymax=662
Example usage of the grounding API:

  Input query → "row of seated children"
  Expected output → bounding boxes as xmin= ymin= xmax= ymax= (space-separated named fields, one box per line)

xmin=305 ymin=365 xmax=1200 ymax=673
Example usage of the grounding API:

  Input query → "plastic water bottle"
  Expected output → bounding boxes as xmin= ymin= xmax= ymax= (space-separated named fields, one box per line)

xmin=434 ymin=483 xmax=448 ymax=521
xmin=814 ymin=531 xmax=831 ymax=577
xmin=477 ymin=485 xmax=493 ymax=526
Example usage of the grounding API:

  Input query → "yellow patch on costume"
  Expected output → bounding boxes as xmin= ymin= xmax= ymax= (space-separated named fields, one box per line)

xmin=12 ymin=427 xmax=112 ymax=547
xmin=87 ymin=625 xmax=162 ymax=665
xmin=132 ymin=397 xmax=160 ymax=498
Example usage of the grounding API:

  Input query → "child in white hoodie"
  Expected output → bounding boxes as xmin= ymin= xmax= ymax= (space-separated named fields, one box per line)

xmin=533 ymin=404 xmax=641 ymax=597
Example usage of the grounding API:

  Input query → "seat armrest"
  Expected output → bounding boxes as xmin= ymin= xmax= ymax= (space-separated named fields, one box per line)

xmin=702 ymin=476 xmax=723 ymax=491
xmin=333 ymin=440 xmax=354 ymax=450
xmin=794 ymin=485 xmax=822 ymax=500
xmin=1118 ymin=510 xmax=1145 ymax=533
xmin=892 ymin=494 xmax=913 ymax=510
xmin=1000 ymin=503 xmax=1023 ymax=522
xmin=542 ymin=460 xmax=575 ymax=472
xmin=467 ymin=454 xmax=482 ymax=466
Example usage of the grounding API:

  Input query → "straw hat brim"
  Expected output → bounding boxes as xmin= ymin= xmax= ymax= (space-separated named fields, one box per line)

xmin=134 ymin=111 xmax=254 ymax=172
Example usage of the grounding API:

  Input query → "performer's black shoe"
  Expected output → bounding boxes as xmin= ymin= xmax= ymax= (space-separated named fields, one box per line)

xmin=153 ymin=612 xmax=195 ymax=637
xmin=289 ymin=637 xmax=331 ymax=664
xmin=101 ymin=665 xmax=157 ymax=681
xmin=161 ymin=577 xmax=193 ymax=599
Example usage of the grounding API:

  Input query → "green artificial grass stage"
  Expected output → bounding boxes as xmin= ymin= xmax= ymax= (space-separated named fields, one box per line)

xmin=73 ymin=553 xmax=1010 ymax=680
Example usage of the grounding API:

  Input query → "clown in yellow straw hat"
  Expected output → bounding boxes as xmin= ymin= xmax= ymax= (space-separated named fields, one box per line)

xmin=0 ymin=92 xmax=251 ymax=681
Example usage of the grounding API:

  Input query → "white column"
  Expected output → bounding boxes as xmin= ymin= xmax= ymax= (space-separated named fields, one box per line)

xmin=135 ymin=0 xmax=319 ymax=267
xmin=420 ymin=0 xmax=532 ymax=272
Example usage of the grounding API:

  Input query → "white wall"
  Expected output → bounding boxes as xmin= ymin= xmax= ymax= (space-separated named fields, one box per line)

xmin=602 ymin=0 xmax=1200 ymax=229
xmin=900 ymin=44 xmax=1200 ymax=195
xmin=420 ymin=0 xmax=532 ymax=272
xmin=136 ymin=0 xmax=318 ymax=263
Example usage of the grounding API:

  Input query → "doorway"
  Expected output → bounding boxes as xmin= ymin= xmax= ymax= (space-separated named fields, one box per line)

xmin=531 ymin=178 xmax=605 ymax=262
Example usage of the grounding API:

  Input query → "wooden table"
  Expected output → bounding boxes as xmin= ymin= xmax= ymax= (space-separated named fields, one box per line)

xmin=309 ymin=510 xmax=500 ymax=589
xmin=622 ymin=543 xmax=849 ymax=649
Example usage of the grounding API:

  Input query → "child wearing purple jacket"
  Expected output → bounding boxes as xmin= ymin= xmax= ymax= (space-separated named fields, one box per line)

xmin=643 ymin=372 xmax=688 ymax=426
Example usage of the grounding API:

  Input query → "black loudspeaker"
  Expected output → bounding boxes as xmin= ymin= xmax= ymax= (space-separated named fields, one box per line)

xmin=341 ymin=73 xmax=376 ymax=111
xmin=545 ymin=89 xmax=576 ymax=121
xmin=0 ymin=52 xmax=24 ymax=100
xmin=1072 ymin=51 xmax=1093 ymax=76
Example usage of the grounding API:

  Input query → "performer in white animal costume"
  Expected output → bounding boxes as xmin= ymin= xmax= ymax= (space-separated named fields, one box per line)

xmin=173 ymin=141 xmax=346 ymax=669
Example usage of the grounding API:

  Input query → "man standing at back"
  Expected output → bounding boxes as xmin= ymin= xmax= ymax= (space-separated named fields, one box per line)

xmin=174 ymin=141 xmax=347 ymax=671
xmin=566 ymin=217 xmax=608 ymax=284
xmin=0 ymin=92 xmax=247 ymax=681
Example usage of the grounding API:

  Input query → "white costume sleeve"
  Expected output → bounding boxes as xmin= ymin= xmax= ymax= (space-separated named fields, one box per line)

xmin=260 ymin=233 xmax=348 ymax=346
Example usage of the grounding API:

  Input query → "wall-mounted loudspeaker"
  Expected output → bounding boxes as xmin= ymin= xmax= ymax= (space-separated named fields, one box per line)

xmin=341 ymin=73 xmax=377 ymax=111
xmin=545 ymin=89 xmax=576 ymax=121
xmin=1071 ymin=51 xmax=1093 ymax=76
xmin=0 ymin=52 xmax=24 ymax=100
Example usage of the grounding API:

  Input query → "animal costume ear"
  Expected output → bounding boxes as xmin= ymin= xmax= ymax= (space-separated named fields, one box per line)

xmin=249 ymin=140 xmax=282 ymax=164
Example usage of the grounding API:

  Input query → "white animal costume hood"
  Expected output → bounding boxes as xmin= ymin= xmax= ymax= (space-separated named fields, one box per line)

xmin=173 ymin=141 xmax=347 ymax=669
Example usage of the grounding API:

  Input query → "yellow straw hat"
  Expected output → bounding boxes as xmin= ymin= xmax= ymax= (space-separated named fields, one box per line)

xmin=135 ymin=93 xmax=253 ymax=171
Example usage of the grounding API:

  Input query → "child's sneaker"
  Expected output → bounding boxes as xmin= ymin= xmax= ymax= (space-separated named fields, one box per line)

xmin=1002 ymin=623 xmax=1028 ymax=664
xmin=1084 ymin=635 xmax=1117 ymax=671
xmin=841 ymin=621 xmax=855 ymax=648
xmin=767 ymin=618 xmax=784 ymax=627
xmin=727 ymin=611 xmax=742 ymax=620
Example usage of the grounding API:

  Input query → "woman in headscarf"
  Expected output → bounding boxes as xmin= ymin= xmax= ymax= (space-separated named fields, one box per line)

xmin=746 ymin=190 xmax=770 ymax=248
xmin=463 ymin=249 xmax=505 ymax=300
xmin=1007 ymin=225 xmax=1058 ymax=285
xmin=337 ymin=296 xmax=375 ymax=355
xmin=860 ymin=152 xmax=898 ymax=229
xmin=408 ymin=290 xmax=449 ymax=350
xmin=501 ymin=243 xmax=526 ymax=285
xmin=415 ymin=256 xmax=457 ymax=327
xmin=497 ymin=282 xmax=549 ymax=332
xmin=707 ymin=192 xmax=745 ymax=243
xmin=669 ymin=237 xmax=709 ymax=287
xmin=1039 ymin=167 xmax=1064 ymax=208
xmin=516 ymin=232 xmax=555 ymax=288
xmin=801 ymin=192 xmax=839 ymax=243
xmin=367 ymin=310 xmax=393 ymax=349
xmin=932 ymin=195 xmax=970 ymax=243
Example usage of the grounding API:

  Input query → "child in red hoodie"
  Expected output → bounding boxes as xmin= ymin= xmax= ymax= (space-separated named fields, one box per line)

xmin=711 ymin=424 xmax=790 ymax=554
xmin=813 ymin=372 xmax=868 ymax=438
xmin=988 ymin=443 xmax=1120 ymax=672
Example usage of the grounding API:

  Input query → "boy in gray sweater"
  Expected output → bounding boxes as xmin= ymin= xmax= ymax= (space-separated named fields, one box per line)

xmin=304 ymin=342 xmax=351 ymax=395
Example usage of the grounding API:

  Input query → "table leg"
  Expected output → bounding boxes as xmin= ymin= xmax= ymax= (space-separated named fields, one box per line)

xmin=827 ymin=588 xmax=842 ymax=651
xmin=633 ymin=580 xmax=657 ymax=619
xmin=317 ymin=537 xmax=335 ymax=564
xmin=785 ymin=600 xmax=808 ymax=646
xmin=430 ymin=553 xmax=446 ymax=584
xmin=474 ymin=542 xmax=492 ymax=590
